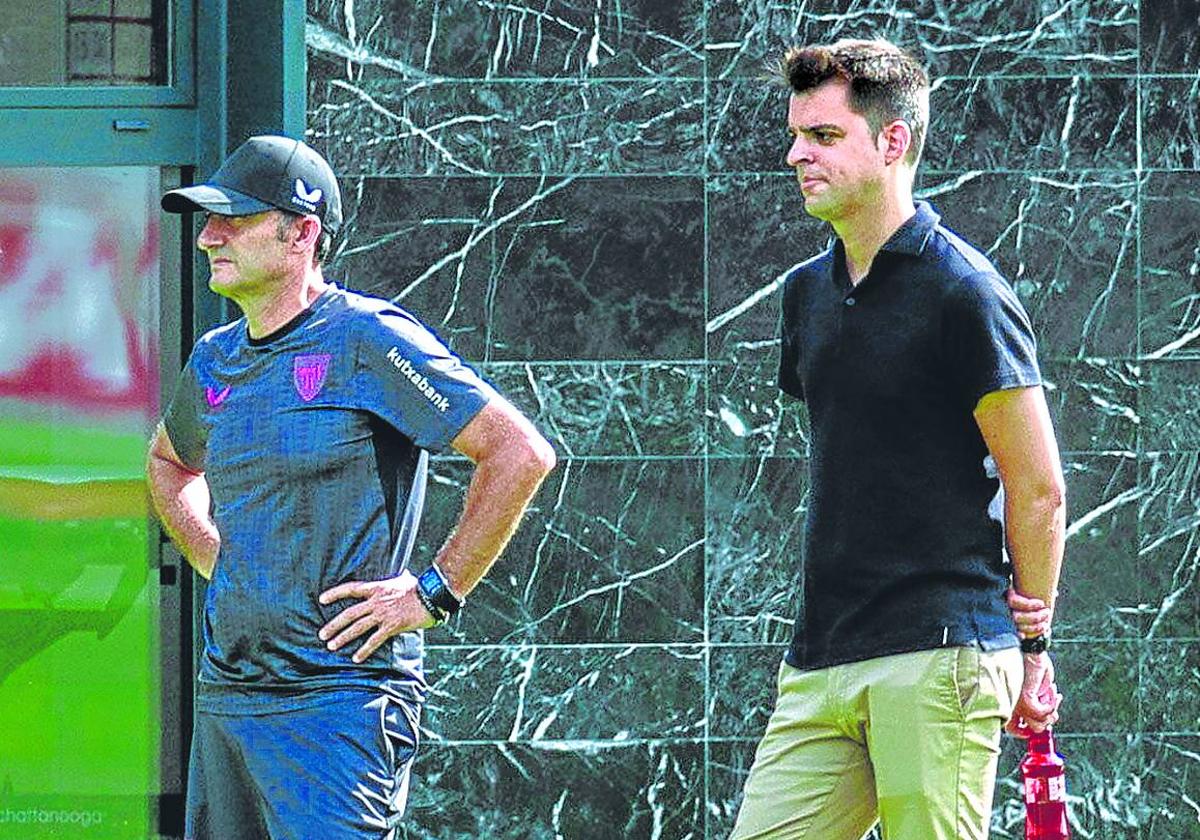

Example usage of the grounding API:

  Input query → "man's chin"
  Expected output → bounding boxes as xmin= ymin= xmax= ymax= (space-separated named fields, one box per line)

xmin=207 ymin=273 xmax=241 ymax=299
xmin=801 ymin=195 xmax=835 ymax=221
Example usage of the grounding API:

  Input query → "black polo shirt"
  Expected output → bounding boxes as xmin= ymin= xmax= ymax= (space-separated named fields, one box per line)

xmin=778 ymin=201 xmax=1041 ymax=671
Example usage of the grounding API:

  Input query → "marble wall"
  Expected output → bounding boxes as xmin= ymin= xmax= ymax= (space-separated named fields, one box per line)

xmin=306 ymin=1 xmax=1199 ymax=838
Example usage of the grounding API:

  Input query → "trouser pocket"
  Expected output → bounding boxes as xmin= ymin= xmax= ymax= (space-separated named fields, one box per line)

xmin=953 ymin=644 xmax=1023 ymax=721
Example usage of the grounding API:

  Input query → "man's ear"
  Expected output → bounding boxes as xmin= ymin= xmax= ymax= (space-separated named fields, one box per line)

xmin=881 ymin=120 xmax=912 ymax=165
xmin=294 ymin=216 xmax=323 ymax=252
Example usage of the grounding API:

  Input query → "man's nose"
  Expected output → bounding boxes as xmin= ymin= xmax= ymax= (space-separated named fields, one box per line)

xmin=786 ymin=136 xmax=813 ymax=168
xmin=196 ymin=217 xmax=222 ymax=250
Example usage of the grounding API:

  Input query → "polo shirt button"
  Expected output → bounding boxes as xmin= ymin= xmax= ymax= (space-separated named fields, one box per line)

xmin=845 ymin=297 xmax=856 ymax=306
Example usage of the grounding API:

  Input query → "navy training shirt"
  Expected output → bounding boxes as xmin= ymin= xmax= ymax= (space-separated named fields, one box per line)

xmin=777 ymin=201 xmax=1041 ymax=671
xmin=164 ymin=284 xmax=495 ymax=712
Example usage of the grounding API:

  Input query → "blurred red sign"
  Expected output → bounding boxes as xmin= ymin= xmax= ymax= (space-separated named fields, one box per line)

xmin=0 ymin=170 xmax=159 ymax=415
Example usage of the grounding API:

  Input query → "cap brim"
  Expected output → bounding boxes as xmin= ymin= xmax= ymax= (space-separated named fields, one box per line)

xmin=161 ymin=184 xmax=276 ymax=216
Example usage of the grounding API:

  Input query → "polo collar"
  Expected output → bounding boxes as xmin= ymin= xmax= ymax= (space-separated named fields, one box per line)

xmin=879 ymin=200 xmax=940 ymax=256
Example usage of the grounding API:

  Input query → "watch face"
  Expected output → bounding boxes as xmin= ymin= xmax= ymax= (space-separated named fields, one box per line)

xmin=417 ymin=566 xmax=461 ymax=614
xmin=416 ymin=570 xmax=438 ymax=600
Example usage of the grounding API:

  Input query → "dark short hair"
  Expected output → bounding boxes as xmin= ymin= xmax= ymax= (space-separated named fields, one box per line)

xmin=315 ymin=230 xmax=333 ymax=265
xmin=778 ymin=39 xmax=929 ymax=165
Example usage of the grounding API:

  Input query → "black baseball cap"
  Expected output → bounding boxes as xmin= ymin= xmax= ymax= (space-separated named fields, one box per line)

xmin=161 ymin=135 xmax=343 ymax=234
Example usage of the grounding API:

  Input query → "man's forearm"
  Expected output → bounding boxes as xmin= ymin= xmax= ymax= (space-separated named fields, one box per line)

xmin=433 ymin=441 xmax=555 ymax=598
xmin=147 ymin=456 xmax=220 ymax=580
xmin=1005 ymin=486 xmax=1066 ymax=623
xmin=974 ymin=387 xmax=1066 ymax=629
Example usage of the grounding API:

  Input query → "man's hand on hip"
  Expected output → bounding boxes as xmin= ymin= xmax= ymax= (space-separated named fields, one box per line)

xmin=318 ymin=571 xmax=437 ymax=663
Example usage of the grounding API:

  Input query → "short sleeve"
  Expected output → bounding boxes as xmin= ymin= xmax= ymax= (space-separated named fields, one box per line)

xmin=163 ymin=352 xmax=208 ymax=471
xmin=777 ymin=276 xmax=805 ymax=401
xmin=355 ymin=306 xmax=495 ymax=452
xmin=944 ymin=271 xmax=1042 ymax=408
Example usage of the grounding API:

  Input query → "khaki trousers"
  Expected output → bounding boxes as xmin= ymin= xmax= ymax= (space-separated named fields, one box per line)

xmin=730 ymin=646 xmax=1023 ymax=840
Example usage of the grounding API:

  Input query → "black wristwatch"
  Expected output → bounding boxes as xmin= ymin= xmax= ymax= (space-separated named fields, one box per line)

xmin=1019 ymin=634 xmax=1050 ymax=654
xmin=413 ymin=585 xmax=447 ymax=626
xmin=416 ymin=565 xmax=463 ymax=623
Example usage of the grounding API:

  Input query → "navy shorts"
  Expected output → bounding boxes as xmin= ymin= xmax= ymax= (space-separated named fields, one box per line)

xmin=184 ymin=690 xmax=420 ymax=840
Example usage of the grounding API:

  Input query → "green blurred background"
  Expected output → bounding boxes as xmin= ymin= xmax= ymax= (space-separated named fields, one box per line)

xmin=0 ymin=167 xmax=163 ymax=838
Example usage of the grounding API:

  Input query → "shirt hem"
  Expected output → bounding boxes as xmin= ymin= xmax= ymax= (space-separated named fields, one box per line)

xmin=195 ymin=675 xmax=427 ymax=715
xmin=785 ymin=631 xmax=1019 ymax=672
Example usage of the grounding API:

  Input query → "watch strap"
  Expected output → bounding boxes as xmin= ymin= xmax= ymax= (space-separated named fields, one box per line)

xmin=417 ymin=565 xmax=462 ymax=617
xmin=1019 ymin=634 xmax=1050 ymax=654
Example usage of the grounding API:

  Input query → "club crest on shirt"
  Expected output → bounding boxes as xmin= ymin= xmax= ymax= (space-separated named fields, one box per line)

xmin=293 ymin=354 xmax=332 ymax=402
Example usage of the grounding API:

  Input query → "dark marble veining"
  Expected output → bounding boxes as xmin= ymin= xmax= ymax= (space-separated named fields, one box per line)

xmin=418 ymin=458 xmax=705 ymax=645
xmin=1140 ymin=641 xmax=1200 ymax=731
xmin=308 ymin=1 xmax=1199 ymax=837
xmin=399 ymin=742 xmax=705 ymax=839
xmin=706 ymin=173 xmax=827 ymax=358
xmin=1141 ymin=174 xmax=1200 ymax=360
xmin=1138 ymin=452 xmax=1200 ymax=639
xmin=705 ymin=0 xmax=1139 ymax=79
xmin=1041 ymin=360 xmax=1141 ymax=453
xmin=1054 ymin=455 xmax=1141 ymax=639
xmin=925 ymin=77 xmax=1137 ymax=173
xmin=421 ymin=644 xmax=706 ymax=742
xmin=1141 ymin=735 xmax=1200 ymax=839
xmin=332 ymin=175 xmax=496 ymax=356
xmin=480 ymin=176 xmax=705 ymax=360
xmin=317 ymin=79 xmax=705 ymax=176
xmin=1142 ymin=0 xmax=1200 ymax=73
xmin=482 ymin=362 xmax=706 ymax=458
xmin=1053 ymin=639 xmax=1141 ymax=733
xmin=706 ymin=456 xmax=806 ymax=645
xmin=707 ymin=358 xmax=810 ymax=458
xmin=1142 ymin=362 xmax=1200 ymax=450
xmin=707 ymin=645 xmax=788 ymax=738
xmin=1143 ymin=76 xmax=1200 ymax=171
xmin=309 ymin=0 xmax=707 ymax=81
xmin=333 ymin=175 xmax=706 ymax=361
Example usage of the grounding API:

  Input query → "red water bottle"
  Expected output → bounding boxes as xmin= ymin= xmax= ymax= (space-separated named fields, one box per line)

xmin=1021 ymin=727 xmax=1069 ymax=839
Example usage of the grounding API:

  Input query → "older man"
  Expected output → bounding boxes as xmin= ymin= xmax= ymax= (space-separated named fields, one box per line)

xmin=148 ymin=135 xmax=556 ymax=839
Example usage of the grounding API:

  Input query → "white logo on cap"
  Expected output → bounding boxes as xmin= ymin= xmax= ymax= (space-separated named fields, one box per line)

xmin=292 ymin=179 xmax=323 ymax=212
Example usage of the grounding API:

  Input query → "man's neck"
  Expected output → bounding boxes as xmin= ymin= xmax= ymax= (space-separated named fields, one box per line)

xmin=833 ymin=193 xmax=917 ymax=286
xmin=240 ymin=268 xmax=329 ymax=339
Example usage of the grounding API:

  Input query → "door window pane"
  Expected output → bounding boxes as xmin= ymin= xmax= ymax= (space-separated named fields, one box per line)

xmin=0 ymin=167 xmax=162 ymax=838
xmin=0 ymin=0 xmax=168 ymax=86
